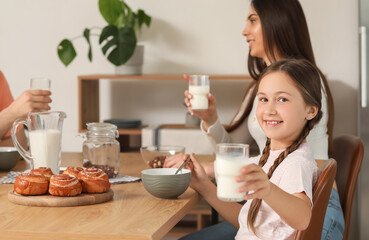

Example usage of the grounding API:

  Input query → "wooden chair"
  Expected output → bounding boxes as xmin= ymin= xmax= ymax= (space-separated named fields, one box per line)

xmin=331 ymin=135 xmax=364 ymax=240
xmin=294 ymin=158 xmax=337 ymax=240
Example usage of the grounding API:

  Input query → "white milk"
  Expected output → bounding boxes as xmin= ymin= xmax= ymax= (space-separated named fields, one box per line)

xmin=29 ymin=129 xmax=62 ymax=174
xmin=216 ymin=155 xmax=251 ymax=202
xmin=189 ymin=85 xmax=210 ymax=110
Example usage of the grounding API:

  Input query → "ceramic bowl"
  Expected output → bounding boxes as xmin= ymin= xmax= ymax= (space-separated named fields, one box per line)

xmin=141 ymin=168 xmax=191 ymax=199
xmin=0 ymin=147 xmax=20 ymax=171
xmin=140 ymin=145 xmax=185 ymax=168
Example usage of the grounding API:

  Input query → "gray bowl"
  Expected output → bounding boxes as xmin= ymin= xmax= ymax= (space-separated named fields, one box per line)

xmin=141 ymin=168 xmax=191 ymax=199
xmin=0 ymin=147 xmax=20 ymax=171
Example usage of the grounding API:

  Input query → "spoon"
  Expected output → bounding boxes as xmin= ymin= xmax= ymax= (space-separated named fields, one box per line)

xmin=175 ymin=155 xmax=191 ymax=175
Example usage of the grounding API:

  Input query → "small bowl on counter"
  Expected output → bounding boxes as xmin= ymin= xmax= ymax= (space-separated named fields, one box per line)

xmin=141 ymin=168 xmax=191 ymax=199
xmin=140 ymin=145 xmax=185 ymax=168
xmin=0 ymin=147 xmax=21 ymax=171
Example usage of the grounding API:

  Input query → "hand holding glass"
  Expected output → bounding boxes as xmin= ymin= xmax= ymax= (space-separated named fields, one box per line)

xmin=215 ymin=143 xmax=250 ymax=202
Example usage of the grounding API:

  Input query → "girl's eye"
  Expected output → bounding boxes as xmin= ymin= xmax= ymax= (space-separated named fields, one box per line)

xmin=250 ymin=18 xmax=256 ymax=23
xmin=278 ymin=97 xmax=288 ymax=102
xmin=259 ymin=97 xmax=268 ymax=102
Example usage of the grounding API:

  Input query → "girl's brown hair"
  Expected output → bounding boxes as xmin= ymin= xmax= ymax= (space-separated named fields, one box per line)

xmin=226 ymin=0 xmax=334 ymax=155
xmin=247 ymin=59 xmax=323 ymax=235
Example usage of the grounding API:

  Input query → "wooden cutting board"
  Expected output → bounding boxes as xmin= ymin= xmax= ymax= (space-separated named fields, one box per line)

xmin=8 ymin=189 xmax=114 ymax=207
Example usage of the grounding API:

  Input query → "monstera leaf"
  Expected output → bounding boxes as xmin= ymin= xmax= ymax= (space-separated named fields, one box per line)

xmin=99 ymin=25 xmax=137 ymax=66
xmin=57 ymin=39 xmax=77 ymax=67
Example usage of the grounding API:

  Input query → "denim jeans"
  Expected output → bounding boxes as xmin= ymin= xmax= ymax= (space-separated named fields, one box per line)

xmin=179 ymin=189 xmax=344 ymax=240
xmin=321 ymin=189 xmax=345 ymax=240
xmin=179 ymin=221 xmax=237 ymax=240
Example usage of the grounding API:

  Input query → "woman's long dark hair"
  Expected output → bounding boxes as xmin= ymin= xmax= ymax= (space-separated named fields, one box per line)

xmin=247 ymin=59 xmax=323 ymax=235
xmin=226 ymin=0 xmax=334 ymax=154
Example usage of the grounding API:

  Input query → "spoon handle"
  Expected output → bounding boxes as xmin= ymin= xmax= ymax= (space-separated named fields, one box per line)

xmin=175 ymin=155 xmax=191 ymax=174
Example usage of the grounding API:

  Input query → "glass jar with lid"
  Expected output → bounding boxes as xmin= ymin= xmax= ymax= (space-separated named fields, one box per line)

xmin=82 ymin=122 xmax=120 ymax=178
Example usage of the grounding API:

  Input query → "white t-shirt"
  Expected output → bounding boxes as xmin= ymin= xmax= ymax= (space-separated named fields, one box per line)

xmin=235 ymin=143 xmax=320 ymax=240
xmin=202 ymin=85 xmax=329 ymax=160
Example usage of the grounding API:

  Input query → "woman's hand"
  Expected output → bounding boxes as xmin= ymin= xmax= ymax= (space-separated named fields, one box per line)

xmin=7 ymin=89 xmax=52 ymax=119
xmin=237 ymin=163 xmax=272 ymax=200
xmin=184 ymin=75 xmax=218 ymax=131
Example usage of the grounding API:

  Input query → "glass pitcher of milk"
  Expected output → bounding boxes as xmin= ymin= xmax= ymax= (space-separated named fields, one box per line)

xmin=215 ymin=143 xmax=250 ymax=202
xmin=11 ymin=111 xmax=66 ymax=174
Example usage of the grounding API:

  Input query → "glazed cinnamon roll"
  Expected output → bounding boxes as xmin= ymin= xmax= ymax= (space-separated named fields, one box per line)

xmin=14 ymin=173 xmax=49 ymax=195
xmin=49 ymin=174 xmax=82 ymax=197
xmin=63 ymin=166 xmax=85 ymax=178
xmin=78 ymin=168 xmax=110 ymax=193
xmin=30 ymin=167 xmax=54 ymax=180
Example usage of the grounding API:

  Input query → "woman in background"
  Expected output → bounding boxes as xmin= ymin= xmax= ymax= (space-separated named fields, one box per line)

xmin=165 ymin=0 xmax=344 ymax=239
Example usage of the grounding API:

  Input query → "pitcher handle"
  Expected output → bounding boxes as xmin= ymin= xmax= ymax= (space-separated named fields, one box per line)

xmin=11 ymin=119 xmax=33 ymax=169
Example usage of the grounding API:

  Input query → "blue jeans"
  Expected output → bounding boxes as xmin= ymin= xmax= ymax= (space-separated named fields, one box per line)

xmin=179 ymin=221 xmax=237 ymax=240
xmin=179 ymin=189 xmax=344 ymax=240
xmin=321 ymin=189 xmax=345 ymax=240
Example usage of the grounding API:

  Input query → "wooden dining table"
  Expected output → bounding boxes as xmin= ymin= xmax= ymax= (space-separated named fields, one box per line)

xmin=0 ymin=152 xmax=210 ymax=240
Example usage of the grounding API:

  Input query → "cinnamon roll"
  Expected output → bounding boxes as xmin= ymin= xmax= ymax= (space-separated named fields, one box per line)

xmin=14 ymin=173 xmax=49 ymax=195
xmin=30 ymin=167 xmax=54 ymax=180
xmin=49 ymin=174 xmax=82 ymax=197
xmin=63 ymin=166 xmax=84 ymax=178
xmin=78 ymin=168 xmax=110 ymax=193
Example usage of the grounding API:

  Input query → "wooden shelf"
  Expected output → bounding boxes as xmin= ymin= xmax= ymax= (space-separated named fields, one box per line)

xmin=78 ymin=74 xmax=252 ymax=81
xmin=78 ymin=74 xmax=251 ymax=151
xmin=78 ymin=125 xmax=147 ymax=135
xmin=78 ymin=74 xmax=251 ymax=133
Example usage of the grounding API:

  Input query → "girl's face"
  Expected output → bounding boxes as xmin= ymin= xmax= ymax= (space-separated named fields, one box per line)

xmin=256 ymin=71 xmax=318 ymax=150
xmin=242 ymin=7 xmax=269 ymax=64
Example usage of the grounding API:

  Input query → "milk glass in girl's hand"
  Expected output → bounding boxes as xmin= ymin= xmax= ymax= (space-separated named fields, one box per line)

xmin=188 ymin=75 xmax=210 ymax=110
xmin=215 ymin=143 xmax=250 ymax=202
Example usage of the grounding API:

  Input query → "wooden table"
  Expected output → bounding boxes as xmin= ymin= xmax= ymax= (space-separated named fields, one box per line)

xmin=0 ymin=152 xmax=202 ymax=240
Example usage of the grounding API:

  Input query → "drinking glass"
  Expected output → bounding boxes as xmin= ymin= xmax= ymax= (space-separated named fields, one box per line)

xmin=188 ymin=75 xmax=210 ymax=111
xmin=30 ymin=77 xmax=51 ymax=90
xmin=215 ymin=143 xmax=250 ymax=202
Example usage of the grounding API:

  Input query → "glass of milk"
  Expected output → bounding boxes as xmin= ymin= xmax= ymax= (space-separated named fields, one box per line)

xmin=30 ymin=77 xmax=51 ymax=90
xmin=215 ymin=143 xmax=250 ymax=202
xmin=188 ymin=75 xmax=210 ymax=111
xmin=11 ymin=111 xmax=67 ymax=174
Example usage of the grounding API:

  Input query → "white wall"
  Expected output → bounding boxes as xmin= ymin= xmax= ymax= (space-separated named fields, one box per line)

xmin=0 ymin=0 xmax=359 ymax=152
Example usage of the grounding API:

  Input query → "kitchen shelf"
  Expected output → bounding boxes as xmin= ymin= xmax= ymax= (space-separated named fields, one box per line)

xmin=78 ymin=74 xmax=251 ymax=150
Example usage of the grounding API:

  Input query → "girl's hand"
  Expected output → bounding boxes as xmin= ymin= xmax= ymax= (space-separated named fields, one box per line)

xmin=183 ymin=75 xmax=218 ymax=130
xmin=163 ymin=153 xmax=189 ymax=169
xmin=186 ymin=153 xmax=213 ymax=193
xmin=237 ymin=163 xmax=272 ymax=200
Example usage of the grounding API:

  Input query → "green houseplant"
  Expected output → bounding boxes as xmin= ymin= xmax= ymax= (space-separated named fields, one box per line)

xmin=57 ymin=0 xmax=151 ymax=67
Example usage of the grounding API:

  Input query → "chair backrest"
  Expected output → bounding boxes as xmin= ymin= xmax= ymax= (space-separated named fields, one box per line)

xmin=295 ymin=158 xmax=337 ymax=240
xmin=331 ymin=135 xmax=364 ymax=240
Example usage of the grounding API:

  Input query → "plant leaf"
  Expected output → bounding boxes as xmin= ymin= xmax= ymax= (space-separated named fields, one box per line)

xmin=98 ymin=0 xmax=122 ymax=27
xmin=83 ymin=28 xmax=93 ymax=61
xmin=99 ymin=25 xmax=137 ymax=66
xmin=136 ymin=9 xmax=151 ymax=30
xmin=57 ymin=39 xmax=77 ymax=66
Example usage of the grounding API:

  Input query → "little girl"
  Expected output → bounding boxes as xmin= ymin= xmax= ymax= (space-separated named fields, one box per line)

xmin=185 ymin=59 xmax=322 ymax=239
